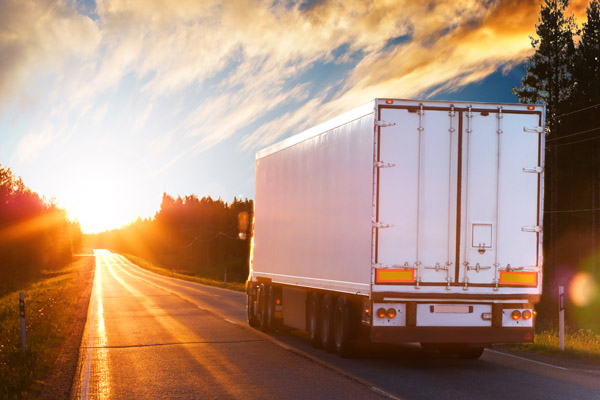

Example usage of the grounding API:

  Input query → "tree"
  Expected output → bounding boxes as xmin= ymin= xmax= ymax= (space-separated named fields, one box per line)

xmin=0 ymin=165 xmax=79 ymax=292
xmin=573 ymin=0 xmax=600 ymax=104
xmin=512 ymin=0 xmax=577 ymax=131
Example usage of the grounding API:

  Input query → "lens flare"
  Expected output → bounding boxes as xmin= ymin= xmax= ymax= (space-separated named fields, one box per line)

xmin=569 ymin=272 xmax=598 ymax=307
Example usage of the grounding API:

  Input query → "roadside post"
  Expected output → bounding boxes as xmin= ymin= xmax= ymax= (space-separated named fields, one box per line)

xmin=19 ymin=292 xmax=26 ymax=354
xmin=559 ymin=286 xmax=565 ymax=350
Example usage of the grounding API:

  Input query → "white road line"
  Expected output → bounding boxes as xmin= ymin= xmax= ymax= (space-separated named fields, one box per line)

xmin=487 ymin=349 xmax=569 ymax=370
xmin=224 ymin=318 xmax=237 ymax=325
xmin=274 ymin=340 xmax=292 ymax=351
xmin=80 ymin=267 xmax=98 ymax=399
xmin=197 ymin=306 xmax=206 ymax=310
xmin=369 ymin=386 xmax=404 ymax=400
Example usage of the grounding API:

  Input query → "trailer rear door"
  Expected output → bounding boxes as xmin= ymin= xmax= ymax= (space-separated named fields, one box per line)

xmin=458 ymin=109 xmax=541 ymax=286
xmin=376 ymin=105 xmax=459 ymax=286
xmin=375 ymin=104 xmax=542 ymax=289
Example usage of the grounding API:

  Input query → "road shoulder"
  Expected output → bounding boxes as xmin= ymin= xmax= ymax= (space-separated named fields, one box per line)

xmin=34 ymin=257 xmax=95 ymax=400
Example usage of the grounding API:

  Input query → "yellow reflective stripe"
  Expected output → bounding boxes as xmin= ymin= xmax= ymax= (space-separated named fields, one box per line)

xmin=499 ymin=271 xmax=538 ymax=286
xmin=375 ymin=269 xmax=414 ymax=283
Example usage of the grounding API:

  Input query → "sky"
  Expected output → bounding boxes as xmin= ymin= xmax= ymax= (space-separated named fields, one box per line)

xmin=0 ymin=0 xmax=590 ymax=233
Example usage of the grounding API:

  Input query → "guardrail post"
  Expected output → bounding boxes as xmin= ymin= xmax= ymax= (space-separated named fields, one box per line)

xmin=19 ymin=292 xmax=27 ymax=354
xmin=558 ymin=286 xmax=565 ymax=351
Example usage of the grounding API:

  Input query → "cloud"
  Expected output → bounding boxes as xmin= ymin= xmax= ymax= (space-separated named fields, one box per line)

xmin=240 ymin=0 xmax=547 ymax=141
xmin=132 ymin=103 xmax=153 ymax=132
xmin=12 ymin=128 xmax=54 ymax=165
xmin=1 ymin=0 xmax=590 ymax=172
xmin=0 ymin=0 xmax=100 ymax=108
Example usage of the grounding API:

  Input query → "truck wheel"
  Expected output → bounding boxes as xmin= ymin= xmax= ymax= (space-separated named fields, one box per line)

xmin=333 ymin=296 xmax=353 ymax=357
xmin=320 ymin=294 xmax=336 ymax=352
xmin=307 ymin=293 xmax=321 ymax=348
xmin=258 ymin=283 xmax=270 ymax=332
xmin=247 ymin=292 xmax=259 ymax=328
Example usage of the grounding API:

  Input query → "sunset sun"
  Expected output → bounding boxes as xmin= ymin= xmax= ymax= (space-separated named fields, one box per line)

xmin=62 ymin=174 xmax=130 ymax=234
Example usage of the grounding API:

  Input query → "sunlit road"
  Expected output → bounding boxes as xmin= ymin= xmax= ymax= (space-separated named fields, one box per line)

xmin=73 ymin=250 xmax=600 ymax=399
xmin=72 ymin=250 xmax=383 ymax=399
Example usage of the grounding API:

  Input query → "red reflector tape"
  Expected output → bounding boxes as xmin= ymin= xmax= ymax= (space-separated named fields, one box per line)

xmin=499 ymin=271 xmax=538 ymax=286
xmin=375 ymin=268 xmax=414 ymax=284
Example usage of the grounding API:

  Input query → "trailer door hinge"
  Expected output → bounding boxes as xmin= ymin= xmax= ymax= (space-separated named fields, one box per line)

xmin=376 ymin=120 xmax=396 ymax=128
xmin=372 ymin=220 xmax=393 ymax=229
xmin=523 ymin=126 xmax=544 ymax=133
xmin=521 ymin=225 xmax=542 ymax=233
xmin=522 ymin=166 xmax=544 ymax=173
xmin=375 ymin=160 xmax=396 ymax=168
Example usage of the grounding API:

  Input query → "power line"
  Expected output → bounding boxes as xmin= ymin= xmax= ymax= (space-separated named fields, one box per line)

xmin=547 ymin=132 xmax=600 ymax=148
xmin=545 ymin=208 xmax=600 ymax=214
xmin=546 ymin=125 xmax=600 ymax=143
xmin=547 ymin=102 xmax=600 ymax=121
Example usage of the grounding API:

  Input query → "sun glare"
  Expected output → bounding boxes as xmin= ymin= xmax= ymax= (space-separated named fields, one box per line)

xmin=62 ymin=177 xmax=133 ymax=234
xmin=569 ymin=272 xmax=598 ymax=307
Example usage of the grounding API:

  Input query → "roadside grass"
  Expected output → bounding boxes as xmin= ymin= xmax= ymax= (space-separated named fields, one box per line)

xmin=505 ymin=328 xmax=600 ymax=361
xmin=120 ymin=254 xmax=246 ymax=292
xmin=0 ymin=255 xmax=95 ymax=399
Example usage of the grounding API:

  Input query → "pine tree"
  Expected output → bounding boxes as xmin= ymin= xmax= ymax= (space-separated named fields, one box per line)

xmin=574 ymin=0 xmax=600 ymax=104
xmin=512 ymin=0 xmax=577 ymax=132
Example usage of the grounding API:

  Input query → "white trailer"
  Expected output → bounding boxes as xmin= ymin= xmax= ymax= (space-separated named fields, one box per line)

xmin=246 ymin=98 xmax=545 ymax=358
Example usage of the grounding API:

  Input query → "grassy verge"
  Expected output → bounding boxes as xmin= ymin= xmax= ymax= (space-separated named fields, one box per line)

xmin=120 ymin=254 xmax=246 ymax=292
xmin=0 ymin=256 xmax=95 ymax=399
xmin=506 ymin=328 xmax=600 ymax=362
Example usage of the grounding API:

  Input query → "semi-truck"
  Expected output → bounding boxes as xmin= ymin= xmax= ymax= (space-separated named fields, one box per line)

xmin=246 ymin=98 xmax=545 ymax=358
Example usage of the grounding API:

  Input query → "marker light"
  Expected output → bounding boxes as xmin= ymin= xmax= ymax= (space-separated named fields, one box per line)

xmin=511 ymin=310 xmax=522 ymax=320
xmin=386 ymin=99 xmax=393 ymax=104
xmin=377 ymin=308 xmax=387 ymax=318
xmin=527 ymin=105 xmax=535 ymax=110
xmin=387 ymin=308 xmax=397 ymax=318
xmin=276 ymin=298 xmax=281 ymax=305
xmin=522 ymin=310 xmax=532 ymax=320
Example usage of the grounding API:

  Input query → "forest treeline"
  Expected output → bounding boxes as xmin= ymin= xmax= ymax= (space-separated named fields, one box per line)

xmin=86 ymin=194 xmax=253 ymax=283
xmin=513 ymin=0 xmax=600 ymax=325
xmin=0 ymin=166 xmax=82 ymax=293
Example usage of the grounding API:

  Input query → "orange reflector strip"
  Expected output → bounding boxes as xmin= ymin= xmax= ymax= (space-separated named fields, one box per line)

xmin=375 ymin=268 xmax=414 ymax=284
xmin=499 ymin=271 xmax=538 ymax=286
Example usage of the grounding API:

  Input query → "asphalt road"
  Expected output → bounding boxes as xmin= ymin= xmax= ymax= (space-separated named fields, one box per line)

xmin=72 ymin=250 xmax=600 ymax=399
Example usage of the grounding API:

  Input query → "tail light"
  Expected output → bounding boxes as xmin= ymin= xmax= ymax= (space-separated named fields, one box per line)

xmin=511 ymin=310 xmax=521 ymax=320
xmin=522 ymin=310 xmax=532 ymax=320
xmin=377 ymin=308 xmax=386 ymax=318
xmin=387 ymin=308 xmax=396 ymax=318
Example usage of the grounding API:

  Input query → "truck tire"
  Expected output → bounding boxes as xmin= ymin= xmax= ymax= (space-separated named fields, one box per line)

xmin=307 ymin=292 xmax=321 ymax=348
xmin=333 ymin=296 xmax=353 ymax=357
xmin=320 ymin=294 xmax=336 ymax=352
xmin=258 ymin=283 xmax=270 ymax=332
xmin=247 ymin=292 xmax=259 ymax=328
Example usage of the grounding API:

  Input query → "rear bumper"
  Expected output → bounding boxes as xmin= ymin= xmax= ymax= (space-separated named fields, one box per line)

xmin=370 ymin=326 xmax=534 ymax=344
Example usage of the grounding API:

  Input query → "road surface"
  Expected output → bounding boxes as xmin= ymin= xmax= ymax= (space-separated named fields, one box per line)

xmin=72 ymin=250 xmax=600 ymax=399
